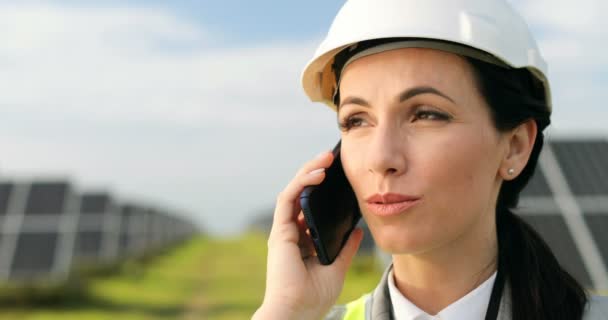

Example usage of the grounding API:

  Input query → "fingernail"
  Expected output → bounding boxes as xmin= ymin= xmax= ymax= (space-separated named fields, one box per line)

xmin=308 ymin=168 xmax=325 ymax=175
xmin=315 ymin=151 xmax=329 ymax=159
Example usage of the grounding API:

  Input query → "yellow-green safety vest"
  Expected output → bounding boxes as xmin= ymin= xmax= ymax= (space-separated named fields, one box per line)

xmin=325 ymin=294 xmax=371 ymax=320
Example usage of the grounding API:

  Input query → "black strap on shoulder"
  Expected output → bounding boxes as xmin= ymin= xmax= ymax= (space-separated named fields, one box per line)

xmin=485 ymin=209 xmax=509 ymax=320
xmin=484 ymin=264 xmax=506 ymax=320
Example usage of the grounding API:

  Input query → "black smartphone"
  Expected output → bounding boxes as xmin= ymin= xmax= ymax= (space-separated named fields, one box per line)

xmin=300 ymin=141 xmax=362 ymax=265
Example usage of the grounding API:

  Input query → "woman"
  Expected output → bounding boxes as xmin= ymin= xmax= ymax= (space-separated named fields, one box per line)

xmin=253 ymin=0 xmax=608 ymax=319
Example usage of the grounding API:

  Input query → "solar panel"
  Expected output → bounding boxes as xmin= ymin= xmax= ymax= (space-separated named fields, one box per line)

xmin=74 ymin=231 xmax=103 ymax=261
xmin=584 ymin=213 xmax=608 ymax=274
xmin=519 ymin=214 xmax=593 ymax=288
xmin=119 ymin=204 xmax=148 ymax=255
xmin=148 ymin=210 xmax=166 ymax=249
xmin=24 ymin=182 xmax=70 ymax=215
xmin=135 ymin=208 xmax=149 ymax=252
xmin=118 ymin=205 xmax=133 ymax=256
xmin=75 ymin=193 xmax=111 ymax=262
xmin=581 ymin=142 xmax=608 ymax=193
xmin=10 ymin=233 xmax=58 ymax=279
xmin=7 ymin=181 xmax=79 ymax=279
xmin=157 ymin=212 xmax=171 ymax=245
xmin=142 ymin=209 xmax=155 ymax=252
xmin=0 ymin=177 xmax=196 ymax=283
xmin=80 ymin=193 xmax=110 ymax=214
xmin=99 ymin=201 xmax=122 ymax=263
xmin=551 ymin=140 xmax=608 ymax=195
xmin=0 ymin=183 xmax=12 ymax=215
xmin=520 ymin=166 xmax=552 ymax=197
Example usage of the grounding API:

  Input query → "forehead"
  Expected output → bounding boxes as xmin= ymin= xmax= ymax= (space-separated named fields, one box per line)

xmin=339 ymin=47 xmax=476 ymax=94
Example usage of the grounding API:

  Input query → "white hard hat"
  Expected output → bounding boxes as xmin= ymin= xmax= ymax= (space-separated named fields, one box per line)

xmin=301 ymin=0 xmax=551 ymax=112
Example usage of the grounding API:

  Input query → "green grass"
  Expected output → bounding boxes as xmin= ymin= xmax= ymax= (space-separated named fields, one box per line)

xmin=0 ymin=233 xmax=383 ymax=319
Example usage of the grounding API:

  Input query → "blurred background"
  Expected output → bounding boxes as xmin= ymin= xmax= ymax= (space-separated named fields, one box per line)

xmin=0 ymin=0 xmax=606 ymax=319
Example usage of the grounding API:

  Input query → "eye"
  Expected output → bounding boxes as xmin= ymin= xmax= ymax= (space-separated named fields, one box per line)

xmin=413 ymin=107 xmax=451 ymax=121
xmin=338 ymin=115 xmax=368 ymax=131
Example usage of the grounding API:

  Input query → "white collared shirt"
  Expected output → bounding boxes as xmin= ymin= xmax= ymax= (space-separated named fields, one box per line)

xmin=387 ymin=269 xmax=497 ymax=320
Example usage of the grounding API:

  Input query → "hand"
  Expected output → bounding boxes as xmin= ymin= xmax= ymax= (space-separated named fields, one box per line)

xmin=253 ymin=151 xmax=364 ymax=320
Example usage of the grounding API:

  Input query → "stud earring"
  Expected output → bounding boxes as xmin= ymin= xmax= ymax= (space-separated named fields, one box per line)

xmin=507 ymin=168 xmax=515 ymax=175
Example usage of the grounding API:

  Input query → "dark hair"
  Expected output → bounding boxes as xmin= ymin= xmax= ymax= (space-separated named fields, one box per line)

xmin=332 ymin=39 xmax=589 ymax=319
xmin=466 ymin=57 xmax=589 ymax=320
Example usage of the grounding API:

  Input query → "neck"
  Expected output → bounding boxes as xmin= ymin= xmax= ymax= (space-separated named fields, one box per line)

xmin=391 ymin=215 xmax=498 ymax=315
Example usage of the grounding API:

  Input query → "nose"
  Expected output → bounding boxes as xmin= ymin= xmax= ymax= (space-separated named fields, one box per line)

xmin=365 ymin=122 xmax=408 ymax=178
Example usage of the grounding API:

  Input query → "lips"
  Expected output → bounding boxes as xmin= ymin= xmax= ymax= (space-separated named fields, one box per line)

xmin=365 ymin=193 xmax=421 ymax=217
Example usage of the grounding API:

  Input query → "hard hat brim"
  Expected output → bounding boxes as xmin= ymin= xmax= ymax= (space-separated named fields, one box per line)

xmin=302 ymin=38 xmax=551 ymax=112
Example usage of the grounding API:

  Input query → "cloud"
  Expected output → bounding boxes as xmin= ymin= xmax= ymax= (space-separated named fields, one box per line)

xmin=0 ymin=4 xmax=320 ymax=128
xmin=512 ymin=0 xmax=606 ymax=36
xmin=509 ymin=0 xmax=608 ymax=134
xmin=0 ymin=5 xmax=205 ymax=54
xmin=0 ymin=3 xmax=337 ymax=234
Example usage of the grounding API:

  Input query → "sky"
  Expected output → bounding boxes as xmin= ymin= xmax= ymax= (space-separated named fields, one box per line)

xmin=0 ymin=0 xmax=606 ymax=235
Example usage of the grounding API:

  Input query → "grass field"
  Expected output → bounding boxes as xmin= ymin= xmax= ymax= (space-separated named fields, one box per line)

xmin=0 ymin=233 xmax=383 ymax=319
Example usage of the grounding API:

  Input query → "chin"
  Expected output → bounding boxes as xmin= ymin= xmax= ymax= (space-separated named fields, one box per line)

xmin=368 ymin=223 xmax=432 ymax=255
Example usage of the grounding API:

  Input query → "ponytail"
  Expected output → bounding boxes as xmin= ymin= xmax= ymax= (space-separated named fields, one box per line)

xmin=497 ymin=207 xmax=588 ymax=319
xmin=466 ymin=57 xmax=589 ymax=319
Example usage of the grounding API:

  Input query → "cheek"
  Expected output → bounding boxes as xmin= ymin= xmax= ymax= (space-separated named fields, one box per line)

xmin=416 ymin=127 xmax=500 ymax=226
xmin=421 ymin=136 xmax=489 ymax=194
xmin=341 ymin=140 xmax=373 ymax=216
xmin=340 ymin=142 xmax=363 ymax=190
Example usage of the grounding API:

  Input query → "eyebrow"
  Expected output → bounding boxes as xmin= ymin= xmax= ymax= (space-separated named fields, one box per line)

xmin=338 ymin=86 xmax=455 ymax=110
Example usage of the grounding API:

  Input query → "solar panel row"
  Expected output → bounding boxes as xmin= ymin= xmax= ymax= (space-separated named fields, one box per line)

xmin=515 ymin=138 xmax=608 ymax=291
xmin=0 ymin=180 xmax=196 ymax=283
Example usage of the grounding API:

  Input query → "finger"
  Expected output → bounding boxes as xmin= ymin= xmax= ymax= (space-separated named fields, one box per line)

xmin=271 ymin=152 xmax=333 ymax=229
xmin=295 ymin=151 xmax=334 ymax=177
xmin=329 ymin=228 xmax=364 ymax=274
xmin=271 ymin=169 xmax=325 ymax=236
xmin=296 ymin=213 xmax=308 ymax=235
xmin=268 ymin=151 xmax=334 ymax=247
xmin=297 ymin=211 xmax=306 ymax=223
xmin=299 ymin=229 xmax=316 ymax=257
xmin=296 ymin=213 xmax=315 ymax=254
xmin=300 ymin=241 xmax=316 ymax=259
xmin=268 ymin=176 xmax=324 ymax=247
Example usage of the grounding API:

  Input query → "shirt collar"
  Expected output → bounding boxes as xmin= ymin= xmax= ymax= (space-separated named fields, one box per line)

xmin=387 ymin=268 xmax=497 ymax=320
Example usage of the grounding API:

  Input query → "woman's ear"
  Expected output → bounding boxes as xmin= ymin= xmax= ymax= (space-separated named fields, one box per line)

xmin=500 ymin=119 xmax=537 ymax=180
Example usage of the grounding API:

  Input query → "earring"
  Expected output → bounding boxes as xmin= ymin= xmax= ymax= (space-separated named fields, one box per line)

xmin=507 ymin=168 xmax=515 ymax=175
